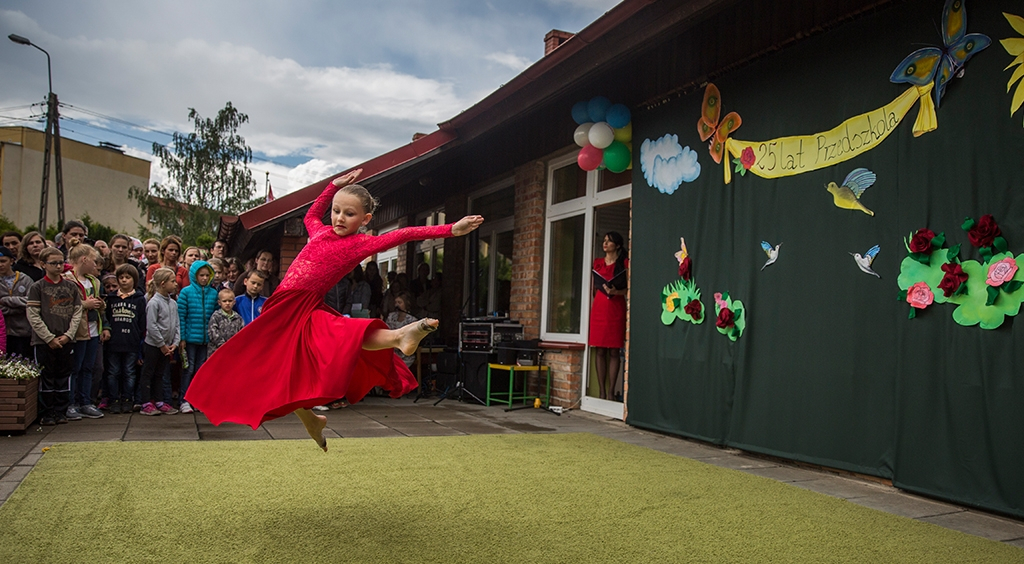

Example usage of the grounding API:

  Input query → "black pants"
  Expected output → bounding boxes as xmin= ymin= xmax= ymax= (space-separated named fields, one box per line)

xmin=35 ymin=343 xmax=73 ymax=419
xmin=7 ymin=335 xmax=32 ymax=359
xmin=140 ymin=344 xmax=170 ymax=404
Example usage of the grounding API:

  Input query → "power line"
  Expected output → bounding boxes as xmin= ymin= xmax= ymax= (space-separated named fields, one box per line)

xmin=0 ymin=103 xmax=41 ymax=113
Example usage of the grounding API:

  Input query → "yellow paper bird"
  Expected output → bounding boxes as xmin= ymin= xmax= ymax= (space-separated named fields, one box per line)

xmin=826 ymin=168 xmax=876 ymax=216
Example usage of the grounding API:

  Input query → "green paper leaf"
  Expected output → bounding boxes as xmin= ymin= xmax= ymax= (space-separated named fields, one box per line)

xmin=980 ymin=246 xmax=993 ymax=264
xmin=953 ymin=282 xmax=968 ymax=297
xmin=962 ymin=217 xmax=976 ymax=231
xmin=903 ymin=236 xmax=912 ymax=253
xmin=1004 ymin=280 xmax=1024 ymax=294
xmin=931 ymin=232 xmax=946 ymax=248
xmin=986 ymin=285 xmax=999 ymax=306
xmin=946 ymin=244 xmax=961 ymax=262
xmin=897 ymin=289 xmax=907 ymax=301
xmin=909 ymin=252 xmax=931 ymax=265
xmin=993 ymin=237 xmax=1008 ymax=253
xmin=908 ymin=307 xmax=916 ymax=319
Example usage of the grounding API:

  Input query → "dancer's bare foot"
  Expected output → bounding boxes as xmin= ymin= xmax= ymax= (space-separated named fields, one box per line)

xmin=298 ymin=411 xmax=328 ymax=452
xmin=397 ymin=318 xmax=438 ymax=356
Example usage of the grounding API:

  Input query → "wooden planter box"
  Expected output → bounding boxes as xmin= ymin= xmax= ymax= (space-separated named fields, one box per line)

xmin=0 ymin=377 xmax=38 ymax=431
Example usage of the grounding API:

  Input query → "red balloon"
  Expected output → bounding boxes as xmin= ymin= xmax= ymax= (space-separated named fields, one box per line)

xmin=578 ymin=145 xmax=603 ymax=171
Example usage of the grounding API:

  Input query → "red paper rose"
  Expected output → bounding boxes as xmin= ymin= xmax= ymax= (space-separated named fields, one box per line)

xmin=909 ymin=228 xmax=936 ymax=254
xmin=968 ymin=214 xmax=1001 ymax=248
xmin=938 ymin=262 xmax=968 ymax=297
xmin=683 ymin=299 xmax=702 ymax=319
xmin=715 ymin=307 xmax=735 ymax=329
xmin=678 ymin=256 xmax=692 ymax=281
xmin=986 ymin=257 xmax=1018 ymax=287
xmin=906 ymin=281 xmax=934 ymax=309
xmin=740 ymin=147 xmax=755 ymax=170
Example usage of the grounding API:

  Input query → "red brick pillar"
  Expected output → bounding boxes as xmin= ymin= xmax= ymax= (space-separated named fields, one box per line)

xmin=277 ymin=235 xmax=306 ymax=276
xmin=512 ymin=161 xmax=545 ymax=340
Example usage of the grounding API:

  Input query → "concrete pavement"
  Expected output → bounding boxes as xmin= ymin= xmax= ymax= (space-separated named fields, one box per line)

xmin=2 ymin=397 xmax=1023 ymax=550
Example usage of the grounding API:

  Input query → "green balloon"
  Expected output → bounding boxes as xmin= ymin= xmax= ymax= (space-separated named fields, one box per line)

xmin=603 ymin=141 xmax=631 ymax=173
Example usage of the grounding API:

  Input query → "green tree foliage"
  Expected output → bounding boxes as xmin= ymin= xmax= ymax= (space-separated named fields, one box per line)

xmin=79 ymin=214 xmax=117 ymax=244
xmin=129 ymin=102 xmax=260 ymax=246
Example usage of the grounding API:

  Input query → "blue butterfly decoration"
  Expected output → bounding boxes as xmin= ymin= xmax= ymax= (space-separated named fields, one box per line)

xmin=889 ymin=0 xmax=991 ymax=109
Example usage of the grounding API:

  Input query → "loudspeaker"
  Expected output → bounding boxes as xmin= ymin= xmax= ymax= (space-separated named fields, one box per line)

xmin=461 ymin=352 xmax=494 ymax=399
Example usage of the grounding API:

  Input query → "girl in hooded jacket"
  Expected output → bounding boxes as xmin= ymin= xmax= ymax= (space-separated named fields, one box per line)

xmin=176 ymin=260 xmax=219 ymax=414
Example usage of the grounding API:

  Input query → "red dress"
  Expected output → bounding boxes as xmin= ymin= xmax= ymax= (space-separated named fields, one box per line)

xmin=588 ymin=258 xmax=628 ymax=348
xmin=185 ymin=183 xmax=454 ymax=429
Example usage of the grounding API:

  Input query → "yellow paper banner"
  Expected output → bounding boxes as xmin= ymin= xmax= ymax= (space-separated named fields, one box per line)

xmin=722 ymin=84 xmax=934 ymax=184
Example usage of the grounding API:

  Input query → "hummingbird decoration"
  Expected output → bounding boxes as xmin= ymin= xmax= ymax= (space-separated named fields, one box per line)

xmin=851 ymin=245 xmax=881 ymax=278
xmin=760 ymin=241 xmax=781 ymax=271
xmin=827 ymin=168 xmax=876 ymax=216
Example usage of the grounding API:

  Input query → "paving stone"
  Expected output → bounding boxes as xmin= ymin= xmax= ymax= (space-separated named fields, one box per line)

xmin=1006 ymin=537 xmax=1024 ymax=549
xmin=791 ymin=476 xmax=890 ymax=500
xmin=740 ymin=465 xmax=822 ymax=483
xmin=698 ymin=455 xmax=780 ymax=471
xmin=439 ymin=421 xmax=517 ymax=434
xmin=0 ymin=480 xmax=18 ymax=500
xmin=918 ymin=510 xmax=1024 ymax=542
xmin=338 ymin=427 xmax=404 ymax=438
xmin=17 ymin=452 xmax=42 ymax=466
xmin=43 ymin=428 xmax=125 ymax=442
xmin=0 ymin=466 xmax=9 ymax=478
xmin=851 ymin=491 xmax=965 ymax=519
xmin=264 ymin=426 xmax=340 ymax=441
xmin=0 ymin=465 xmax=32 ymax=482
xmin=384 ymin=421 xmax=466 ymax=436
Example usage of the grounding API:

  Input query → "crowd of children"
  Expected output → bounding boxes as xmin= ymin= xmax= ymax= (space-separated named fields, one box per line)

xmin=1 ymin=215 xmax=451 ymax=427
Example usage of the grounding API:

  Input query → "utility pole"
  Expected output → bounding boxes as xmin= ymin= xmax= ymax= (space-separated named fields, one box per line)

xmin=9 ymin=34 xmax=65 ymax=231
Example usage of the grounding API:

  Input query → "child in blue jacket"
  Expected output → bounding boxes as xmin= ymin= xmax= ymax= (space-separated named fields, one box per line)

xmin=234 ymin=270 xmax=268 ymax=326
xmin=176 ymin=260 xmax=218 ymax=414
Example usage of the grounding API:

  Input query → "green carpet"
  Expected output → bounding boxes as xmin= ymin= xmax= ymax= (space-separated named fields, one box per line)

xmin=1 ymin=433 xmax=1021 ymax=563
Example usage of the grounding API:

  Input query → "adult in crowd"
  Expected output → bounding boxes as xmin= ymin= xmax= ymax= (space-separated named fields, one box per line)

xmin=347 ymin=264 xmax=370 ymax=315
xmin=0 ymin=246 xmax=35 ymax=358
xmin=94 ymin=240 xmax=110 ymax=260
xmin=145 ymin=235 xmax=189 ymax=291
xmin=416 ymin=272 xmax=442 ymax=320
xmin=14 ymin=231 xmax=47 ymax=281
xmin=224 ymin=257 xmax=244 ymax=290
xmin=2 ymin=231 xmax=22 ymax=255
xmin=105 ymin=234 xmax=147 ymax=291
xmin=232 ymin=249 xmax=278 ymax=297
xmin=58 ymin=220 xmax=89 ymax=258
xmin=381 ymin=271 xmax=406 ymax=320
xmin=210 ymin=239 xmax=227 ymax=259
xmin=410 ymin=262 xmax=431 ymax=298
xmin=364 ymin=260 xmax=384 ymax=319
xmin=141 ymin=238 xmax=160 ymax=267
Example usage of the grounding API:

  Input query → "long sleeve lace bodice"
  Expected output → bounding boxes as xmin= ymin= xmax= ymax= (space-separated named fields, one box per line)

xmin=277 ymin=182 xmax=454 ymax=296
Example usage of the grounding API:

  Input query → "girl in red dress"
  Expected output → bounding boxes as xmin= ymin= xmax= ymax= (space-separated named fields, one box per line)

xmin=588 ymin=231 xmax=628 ymax=401
xmin=185 ymin=169 xmax=483 ymax=451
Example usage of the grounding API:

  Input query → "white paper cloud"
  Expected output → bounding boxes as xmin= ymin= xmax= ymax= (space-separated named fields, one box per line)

xmin=639 ymin=134 xmax=700 ymax=195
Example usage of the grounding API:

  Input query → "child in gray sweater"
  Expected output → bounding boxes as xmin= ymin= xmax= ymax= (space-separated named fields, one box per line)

xmin=208 ymin=289 xmax=243 ymax=357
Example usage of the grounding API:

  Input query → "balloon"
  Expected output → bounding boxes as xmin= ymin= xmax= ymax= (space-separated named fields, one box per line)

xmin=605 ymin=104 xmax=631 ymax=129
xmin=588 ymin=122 xmax=614 ymax=149
xmin=573 ymin=123 xmax=593 ymax=148
xmin=613 ymin=122 xmax=632 ymax=144
xmin=587 ymin=96 xmax=612 ymax=123
xmin=602 ymin=141 xmax=631 ymax=173
xmin=577 ymin=145 xmax=603 ymax=171
xmin=571 ymin=101 xmax=590 ymax=125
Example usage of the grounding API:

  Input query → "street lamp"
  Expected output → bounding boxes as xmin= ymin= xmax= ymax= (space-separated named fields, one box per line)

xmin=8 ymin=33 xmax=65 ymax=231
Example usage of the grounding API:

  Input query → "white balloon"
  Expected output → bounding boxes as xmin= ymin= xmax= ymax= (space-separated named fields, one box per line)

xmin=573 ymin=123 xmax=593 ymax=147
xmin=588 ymin=122 xmax=614 ymax=149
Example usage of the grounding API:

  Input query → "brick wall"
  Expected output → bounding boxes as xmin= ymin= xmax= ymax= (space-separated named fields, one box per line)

xmin=512 ymin=161 xmax=546 ymax=341
xmin=278 ymin=235 xmax=306 ymax=275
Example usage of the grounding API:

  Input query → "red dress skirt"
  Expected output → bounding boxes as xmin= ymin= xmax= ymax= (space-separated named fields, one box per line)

xmin=588 ymin=259 xmax=627 ymax=348
xmin=185 ymin=288 xmax=416 ymax=429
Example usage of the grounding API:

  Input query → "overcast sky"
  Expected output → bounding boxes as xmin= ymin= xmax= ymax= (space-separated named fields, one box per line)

xmin=1 ymin=0 xmax=619 ymax=196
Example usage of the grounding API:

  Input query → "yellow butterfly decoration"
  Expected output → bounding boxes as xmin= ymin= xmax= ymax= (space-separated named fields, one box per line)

xmin=1003 ymin=12 xmax=1024 ymax=125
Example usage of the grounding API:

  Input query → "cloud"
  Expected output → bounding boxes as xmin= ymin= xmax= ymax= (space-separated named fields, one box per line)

xmin=287 ymin=159 xmax=347 ymax=192
xmin=485 ymin=52 xmax=533 ymax=71
xmin=639 ymin=134 xmax=700 ymax=194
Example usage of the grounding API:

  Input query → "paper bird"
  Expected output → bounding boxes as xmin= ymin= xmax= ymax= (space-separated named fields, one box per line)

xmin=674 ymin=237 xmax=688 ymax=264
xmin=827 ymin=168 xmax=876 ymax=216
xmin=851 ymin=245 xmax=881 ymax=278
xmin=760 ymin=241 xmax=781 ymax=271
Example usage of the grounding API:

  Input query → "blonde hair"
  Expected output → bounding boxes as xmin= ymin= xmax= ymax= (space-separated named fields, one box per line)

xmin=337 ymin=184 xmax=378 ymax=215
xmin=68 ymin=243 xmax=99 ymax=264
xmin=147 ymin=266 xmax=176 ymax=299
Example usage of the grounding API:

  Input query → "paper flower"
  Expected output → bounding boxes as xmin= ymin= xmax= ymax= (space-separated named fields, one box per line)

xmin=683 ymin=299 xmax=702 ymax=320
xmin=740 ymin=147 xmax=755 ymax=169
xmin=938 ymin=262 xmax=969 ymax=297
xmin=986 ymin=257 xmax=1018 ymax=286
xmin=715 ymin=307 xmax=735 ymax=328
xmin=678 ymin=256 xmax=692 ymax=280
xmin=665 ymin=291 xmax=680 ymax=312
xmin=967 ymin=214 xmax=1002 ymax=248
xmin=711 ymin=291 xmax=745 ymax=340
xmin=909 ymin=228 xmax=936 ymax=254
xmin=906 ymin=282 xmax=934 ymax=309
xmin=661 ymin=279 xmax=703 ymax=326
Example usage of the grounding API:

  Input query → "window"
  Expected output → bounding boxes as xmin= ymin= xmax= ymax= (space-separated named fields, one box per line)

xmin=468 ymin=183 xmax=514 ymax=317
xmin=415 ymin=208 xmax=446 ymax=277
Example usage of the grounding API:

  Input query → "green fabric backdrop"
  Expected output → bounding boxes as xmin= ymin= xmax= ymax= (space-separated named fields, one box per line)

xmin=627 ymin=0 xmax=1024 ymax=517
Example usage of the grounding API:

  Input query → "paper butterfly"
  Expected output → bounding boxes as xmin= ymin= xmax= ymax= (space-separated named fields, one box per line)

xmin=697 ymin=83 xmax=742 ymax=164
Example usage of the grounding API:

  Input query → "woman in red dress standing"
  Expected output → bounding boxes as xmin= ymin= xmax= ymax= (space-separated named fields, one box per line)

xmin=588 ymin=231 xmax=628 ymax=401
xmin=186 ymin=169 xmax=483 ymax=451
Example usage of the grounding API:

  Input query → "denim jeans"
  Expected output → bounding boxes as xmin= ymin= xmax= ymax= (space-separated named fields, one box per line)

xmin=106 ymin=350 xmax=139 ymax=403
xmin=70 ymin=336 xmax=99 ymax=407
xmin=181 ymin=342 xmax=209 ymax=402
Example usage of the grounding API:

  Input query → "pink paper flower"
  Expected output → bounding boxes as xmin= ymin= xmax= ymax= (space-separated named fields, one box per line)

xmin=906 ymin=281 xmax=934 ymax=309
xmin=986 ymin=257 xmax=1018 ymax=287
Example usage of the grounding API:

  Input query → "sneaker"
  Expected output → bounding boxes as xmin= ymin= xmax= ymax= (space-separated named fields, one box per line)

xmin=179 ymin=401 xmax=193 ymax=414
xmin=140 ymin=402 xmax=160 ymax=416
xmin=79 ymin=404 xmax=104 ymax=419
xmin=156 ymin=402 xmax=178 ymax=415
xmin=40 ymin=416 xmax=56 ymax=426
xmin=132 ymin=403 xmax=142 ymax=412
xmin=65 ymin=405 xmax=83 ymax=421
xmin=55 ymin=415 xmax=68 ymax=424
xmin=312 ymin=405 xmax=329 ymax=411
xmin=108 ymin=400 xmax=121 ymax=414
xmin=97 ymin=398 xmax=109 ymax=411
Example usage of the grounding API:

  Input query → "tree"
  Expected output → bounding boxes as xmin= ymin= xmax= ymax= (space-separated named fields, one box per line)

xmin=129 ymin=102 xmax=262 ymax=245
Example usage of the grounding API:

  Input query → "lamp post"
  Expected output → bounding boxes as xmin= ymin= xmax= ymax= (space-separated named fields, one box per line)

xmin=8 ymin=33 xmax=65 ymax=232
